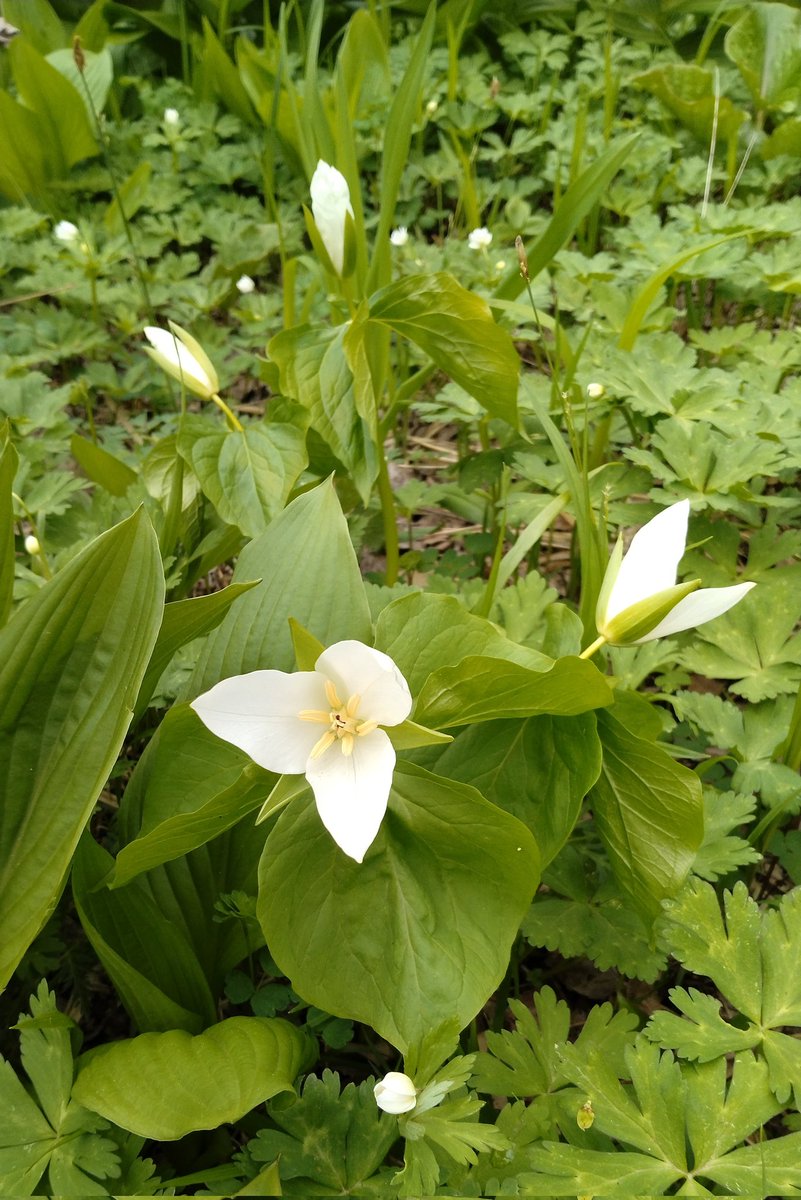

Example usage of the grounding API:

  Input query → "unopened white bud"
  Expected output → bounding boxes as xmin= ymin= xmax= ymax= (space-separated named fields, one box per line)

xmin=425 ymin=98 xmax=438 ymax=116
xmin=374 ymin=1071 xmax=417 ymax=1114
xmin=587 ymin=382 xmax=605 ymax=399
xmin=236 ymin=274 xmax=256 ymax=294
xmin=24 ymin=535 xmax=41 ymax=556
xmin=54 ymin=221 xmax=79 ymax=243
xmin=163 ymin=107 xmax=180 ymax=127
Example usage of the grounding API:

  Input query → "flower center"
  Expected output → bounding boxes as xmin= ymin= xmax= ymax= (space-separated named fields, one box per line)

xmin=298 ymin=679 xmax=379 ymax=758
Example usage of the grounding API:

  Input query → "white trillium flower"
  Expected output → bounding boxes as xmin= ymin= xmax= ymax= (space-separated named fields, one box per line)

xmin=390 ymin=226 xmax=409 ymax=247
xmin=143 ymin=322 xmax=219 ymax=400
xmin=54 ymin=220 xmax=79 ymax=243
xmin=468 ymin=226 xmax=493 ymax=250
xmin=596 ymin=499 xmax=755 ymax=646
xmin=191 ymin=640 xmax=412 ymax=863
xmin=163 ymin=107 xmax=180 ymax=127
xmin=374 ymin=1071 xmax=417 ymax=1114
xmin=310 ymin=160 xmax=354 ymax=275
xmin=236 ymin=274 xmax=256 ymax=294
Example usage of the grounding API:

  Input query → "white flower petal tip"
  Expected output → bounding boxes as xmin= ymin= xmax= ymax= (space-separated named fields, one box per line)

xmin=143 ymin=323 xmax=219 ymax=400
xmin=190 ymin=640 xmax=412 ymax=860
xmin=235 ymin=274 xmax=256 ymax=294
xmin=468 ymin=226 xmax=493 ymax=250
xmin=310 ymin=160 xmax=354 ymax=275
xmin=390 ymin=226 xmax=409 ymax=247
xmin=596 ymin=500 xmax=754 ymax=646
xmin=54 ymin=220 xmax=79 ymax=243
xmin=374 ymin=1072 xmax=417 ymax=1114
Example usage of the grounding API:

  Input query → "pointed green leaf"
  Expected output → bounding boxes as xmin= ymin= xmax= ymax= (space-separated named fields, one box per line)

xmin=0 ymin=509 xmax=163 ymax=990
xmin=73 ymin=1017 xmax=305 ymax=1140
xmin=258 ymin=762 xmax=540 ymax=1051
xmin=369 ymin=273 xmax=519 ymax=427
xmin=0 ymin=424 xmax=17 ymax=627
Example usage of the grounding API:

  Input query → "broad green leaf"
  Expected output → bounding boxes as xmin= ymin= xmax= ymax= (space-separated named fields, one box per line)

xmin=134 ymin=582 xmax=260 ymax=722
xmin=258 ymin=761 xmax=540 ymax=1050
xmin=73 ymin=835 xmax=217 ymax=1033
xmin=187 ymin=478 xmax=371 ymax=695
xmin=369 ymin=273 xmax=519 ymax=427
xmin=3 ymin=0 xmax=64 ymax=53
xmin=494 ymin=133 xmax=639 ymax=299
xmin=177 ymin=416 xmax=307 ymax=539
xmin=0 ymin=424 xmax=17 ymax=627
xmin=249 ymin=1071 xmax=397 ymax=1194
xmin=725 ymin=2 xmax=801 ymax=109
xmin=110 ymin=705 xmax=273 ymax=885
xmin=375 ymin=591 xmax=552 ymax=697
xmin=46 ymin=46 xmax=113 ymax=121
xmin=268 ymin=324 xmax=377 ymax=503
xmin=589 ymin=710 xmax=704 ymax=920
xmin=10 ymin=38 xmax=98 ymax=173
xmin=416 ymin=655 xmax=613 ymax=729
xmin=73 ymin=1017 xmax=305 ymax=1140
xmin=70 ymin=434 xmax=138 ymax=496
xmin=430 ymin=713 xmax=601 ymax=864
xmin=0 ymin=509 xmax=163 ymax=990
xmin=0 ymin=91 xmax=49 ymax=201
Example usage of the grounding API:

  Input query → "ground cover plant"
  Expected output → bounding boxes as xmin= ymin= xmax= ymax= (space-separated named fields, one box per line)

xmin=3 ymin=0 xmax=801 ymax=1195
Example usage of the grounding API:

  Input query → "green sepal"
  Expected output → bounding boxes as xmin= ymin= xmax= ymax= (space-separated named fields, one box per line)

xmin=601 ymin=578 xmax=701 ymax=645
xmin=255 ymin=773 xmax=308 ymax=826
xmin=302 ymin=203 xmax=337 ymax=276
xmin=289 ymin=617 xmax=325 ymax=671
xmin=341 ymin=209 xmax=358 ymax=279
xmin=387 ymin=719 xmax=453 ymax=750
xmin=595 ymin=534 xmax=624 ymax=633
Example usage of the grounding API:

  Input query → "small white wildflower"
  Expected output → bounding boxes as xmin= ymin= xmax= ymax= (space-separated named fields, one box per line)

xmin=390 ymin=227 xmax=409 ymax=247
xmin=24 ymin=535 xmax=41 ymax=556
xmin=236 ymin=275 xmax=256 ymax=294
xmin=163 ymin=107 xmax=180 ymax=127
xmin=587 ymin=382 xmax=605 ymax=399
xmin=468 ymin=226 xmax=493 ymax=251
xmin=54 ymin=221 xmax=79 ymax=243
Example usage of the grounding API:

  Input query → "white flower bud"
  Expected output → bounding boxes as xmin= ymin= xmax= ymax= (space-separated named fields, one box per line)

xmin=310 ymin=160 xmax=354 ymax=276
xmin=468 ymin=226 xmax=493 ymax=250
xmin=374 ymin=1071 xmax=417 ymax=1114
xmin=390 ymin=227 xmax=409 ymax=247
xmin=425 ymin=98 xmax=439 ymax=116
xmin=54 ymin=221 xmax=79 ymax=243
xmin=587 ymin=382 xmax=605 ymax=399
xmin=236 ymin=275 xmax=256 ymax=294
xmin=143 ymin=322 xmax=219 ymax=400
xmin=24 ymin=535 xmax=41 ymax=556
xmin=163 ymin=108 xmax=180 ymax=127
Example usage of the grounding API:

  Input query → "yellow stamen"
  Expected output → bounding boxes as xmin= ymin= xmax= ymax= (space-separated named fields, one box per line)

xmin=299 ymin=684 xmax=382 ymax=759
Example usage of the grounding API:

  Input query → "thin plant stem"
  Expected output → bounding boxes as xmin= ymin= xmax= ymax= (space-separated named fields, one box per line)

xmin=376 ymin=443 xmax=400 ymax=587
xmin=579 ymin=635 xmax=606 ymax=660
xmin=211 ymin=393 xmax=244 ymax=432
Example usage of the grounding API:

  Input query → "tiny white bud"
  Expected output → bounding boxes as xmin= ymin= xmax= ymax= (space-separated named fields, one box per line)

xmin=163 ymin=107 xmax=180 ymax=127
xmin=54 ymin=220 xmax=79 ymax=243
xmin=495 ymin=259 xmax=507 ymax=271
xmin=425 ymin=98 xmax=438 ymax=116
xmin=468 ymin=226 xmax=493 ymax=250
xmin=374 ymin=1071 xmax=417 ymax=1115
xmin=236 ymin=274 xmax=256 ymax=294
xmin=24 ymin=535 xmax=41 ymax=556
xmin=587 ymin=382 xmax=605 ymax=399
xmin=390 ymin=226 xmax=409 ymax=247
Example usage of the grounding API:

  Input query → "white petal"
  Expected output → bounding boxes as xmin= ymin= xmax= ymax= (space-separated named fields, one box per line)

xmin=310 ymin=160 xmax=353 ymax=275
xmin=305 ymin=729 xmax=395 ymax=862
xmin=191 ymin=671 xmax=328 ymax=772
xmin=605 ymin=500 xmax=690 ymax=621
xmin=315 ymin=641 xmax=412 ymax=727
xmin=144 ymin=326 xmax=214 ymax=396
xmin=637 ymin=582 xmax=756 ymax=642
